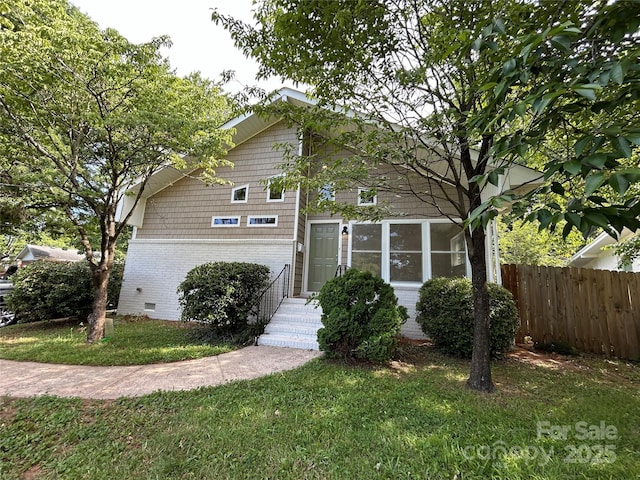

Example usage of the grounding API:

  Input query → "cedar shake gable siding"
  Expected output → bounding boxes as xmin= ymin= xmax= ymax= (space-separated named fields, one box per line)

xmin=136 ymin=121 xmax=298 ymax=240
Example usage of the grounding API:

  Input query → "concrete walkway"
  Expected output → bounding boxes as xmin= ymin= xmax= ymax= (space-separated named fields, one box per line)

xmin=0 ymin=346 xmax=323 ymax=400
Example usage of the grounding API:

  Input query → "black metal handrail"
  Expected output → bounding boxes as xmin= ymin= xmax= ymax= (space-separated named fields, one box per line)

xmin=335 ymin=264 xmax=348 ymax=277
xmin=254 ymin=264 xmax=290 ymax=343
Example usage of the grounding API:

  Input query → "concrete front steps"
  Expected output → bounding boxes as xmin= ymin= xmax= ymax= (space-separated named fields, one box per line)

xmin=257 ymin=297 xmax=323 ymax=350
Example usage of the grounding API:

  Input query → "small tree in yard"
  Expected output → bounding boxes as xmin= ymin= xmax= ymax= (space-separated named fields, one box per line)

xmin=0 ymin=0 xmax=232 ymax=342
xmin=177 ymin=262 xmax=271 ymax=337
xmin=316 ymin=269 xmax=408 ymax=363
xmin=215 ymin=0 xmax=640 ymax=391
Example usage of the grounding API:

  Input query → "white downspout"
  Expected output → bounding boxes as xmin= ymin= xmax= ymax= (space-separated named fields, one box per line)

xmin=492 ymin=218 xmax=502 ymax=284
xmin=290 ymin=130 xmax=304 ymax=297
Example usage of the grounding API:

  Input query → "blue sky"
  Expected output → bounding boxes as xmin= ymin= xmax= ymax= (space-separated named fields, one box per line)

xmin=71 ymin=0 xmax=290 ymax=94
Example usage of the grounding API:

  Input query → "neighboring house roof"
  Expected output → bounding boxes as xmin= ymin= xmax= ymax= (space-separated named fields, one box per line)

xmin=569 ymin=229 xmax=638 ymax=271
xmin=16 ymin=245 xmax=85 ymax=263
xmin=116 ymin=87 xmax=543 ymax=226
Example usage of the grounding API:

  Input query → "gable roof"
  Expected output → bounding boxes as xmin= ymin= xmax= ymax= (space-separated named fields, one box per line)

xmin=117 ymin=87 xmax=542 ymax=226
xmin=569 ymin=228 xmax=636 ymax=268
xmin=223 ymin=88 xmax=314 ymax=145
xmin=16 ymin=245 xmax=85 ymax=263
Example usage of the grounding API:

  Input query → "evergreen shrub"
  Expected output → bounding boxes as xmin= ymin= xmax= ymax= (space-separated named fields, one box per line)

xmin=177 ymin=261 xmax=270 ymax=334
xmin=415 ymin=277 xmax=519 ymax=358
xmin=316 ymin=268 xmax=408 ymax=363
xmin=8 ymin=260 xmax=124 ymax=322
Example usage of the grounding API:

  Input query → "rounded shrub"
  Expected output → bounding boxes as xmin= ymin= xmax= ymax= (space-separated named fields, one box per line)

xmin=177 ymin=261 xmax=270 ymax=333
xmin=415 ymin=277 xmax=519 ymax=358
xmin=8 ymin=260 xmax=124 ymax=322
xmin=316 ymin=268 xmax=408 ymax=363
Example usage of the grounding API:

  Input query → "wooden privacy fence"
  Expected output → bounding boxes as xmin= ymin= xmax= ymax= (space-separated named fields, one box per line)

xmin=500 ymin=264 xmax=640 ymax=361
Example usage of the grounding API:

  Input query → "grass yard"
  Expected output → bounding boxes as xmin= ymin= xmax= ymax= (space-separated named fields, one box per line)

xmin=1 ymin=345 xmax=638 ymax=479
xmin=0 ymin=316 xmax=237 ymax=365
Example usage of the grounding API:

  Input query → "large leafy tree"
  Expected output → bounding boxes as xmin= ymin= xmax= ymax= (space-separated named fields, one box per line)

xmin=215 ymin=0 xmax=639 ymax=392
xmin=472 ymin=1 xmax=640 ymax=238
xmin=498 ymin=217 xmax=584 ymax=267
xmin=1 ymin=0 xmax=232 ymax=342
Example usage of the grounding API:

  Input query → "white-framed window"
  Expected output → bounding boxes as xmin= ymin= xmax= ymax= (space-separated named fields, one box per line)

xmin=389 ymin=222 xmax=423 ymax=282
xmin=266 ymin=176 xmax=285 ymax=202
xmin=247 ymin=215 xmax=278 ymax=227
xmin=430 ymin=223 xmax=467 ymax=278
xmin=318 ymin=184 xmax=335 ymax=202
xmin=231 ymin=184 xmax=249 ymax=203
xmin=211 ymin=216 xmax=241 ymax=227
xmin=348 ymin=220 xmax=469 ymax=285
xmin=357 ymin=188 xmax=377 ymax=206
xmin=351 ymin=223 xmax=382 ymax=277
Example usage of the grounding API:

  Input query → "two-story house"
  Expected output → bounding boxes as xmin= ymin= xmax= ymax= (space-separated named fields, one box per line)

xmin=116 ymin=88 xmax=539 ymax=345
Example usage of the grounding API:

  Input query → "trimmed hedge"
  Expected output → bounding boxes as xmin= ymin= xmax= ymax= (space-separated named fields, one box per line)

xmin=177 ymin=261 xmax=270 ymax=334
xmin=316 ymin=269 xmax=408 ymax=363
xmin=8 ymin=260 xmax=124 ymax=322
xmin=415 ymin=277 xmax=519 ymax=358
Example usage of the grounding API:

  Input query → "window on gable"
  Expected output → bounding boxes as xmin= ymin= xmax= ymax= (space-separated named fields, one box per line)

xmin=231 ymin=185 xmax=248 ymax=203
xmin=248 ymin=215 xmax=278 ymax=227
xmin=318 ymin=184 xmax=335 ymax=202
xmin=357 ymin=188 xmax=377 ymax=206
xmin=211 ymin=216 xmax=240 ymax=227
xmin=267 ymin=176 xmax=284 ymax=202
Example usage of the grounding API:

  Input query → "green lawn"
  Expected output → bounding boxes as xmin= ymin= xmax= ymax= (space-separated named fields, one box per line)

xmin=1 ymin=345 xmax=638 ymax=479
xmin=0 ymin=316 xmax=237 ymax=365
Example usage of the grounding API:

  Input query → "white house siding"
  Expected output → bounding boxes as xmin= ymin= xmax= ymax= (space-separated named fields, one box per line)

xmin=393 ymin=285 xmax=427 ymax=339
xmin=579 ymin=254 xmax=640 ymax=273
xmin=117 ymin=239 xmax=294 ymax=321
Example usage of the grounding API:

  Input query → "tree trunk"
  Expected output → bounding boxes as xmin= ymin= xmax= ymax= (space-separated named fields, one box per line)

xmin=466 ymin=226 xmax=495 ymax=393
xmin=86 ymin=261 xmax=112 ymax=343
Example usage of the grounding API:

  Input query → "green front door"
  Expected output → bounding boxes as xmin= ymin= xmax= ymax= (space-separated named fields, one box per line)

xmin=307 ymin=223 xmax=339 ymax=292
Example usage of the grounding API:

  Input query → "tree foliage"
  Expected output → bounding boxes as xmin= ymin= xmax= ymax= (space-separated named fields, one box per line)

xmin=611 ymin=234 xmax=640 ymax=269
xmin=214 ymin=0 xmax=639 ymax=391
xmin=8 ymin=260 xmax=124 ymax=323
xmin=466 ymin=1 xmax=640 ymax=238
xmin=0 ymin=0 xmax=232 ymax=341
xmin=498 ymin=217 xmax=584 ymax=267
